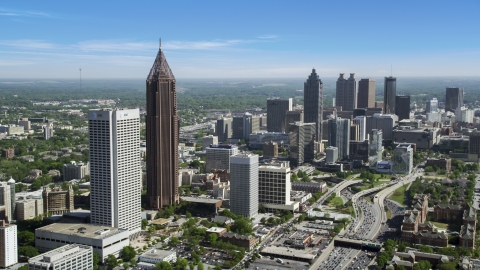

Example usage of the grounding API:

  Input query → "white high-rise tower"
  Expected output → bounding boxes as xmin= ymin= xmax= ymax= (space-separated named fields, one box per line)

xmin=88 ymin=109 xmax=141 ymax=234
xmin=230 ymin=154 xmax=259 ymax=218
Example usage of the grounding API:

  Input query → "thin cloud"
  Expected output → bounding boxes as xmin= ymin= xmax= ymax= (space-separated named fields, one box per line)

xmin=0 ymin=8 xmax=51 ymax=17
xmin=0 ymin=39 xmax=56 ymax=49
xmin=74 ymin=40 xmax=156 ymax=52
xmin=258 ymin=35 xmax=278 ymax=39
xmin=163 ymin=39 xmax=249 ymax=50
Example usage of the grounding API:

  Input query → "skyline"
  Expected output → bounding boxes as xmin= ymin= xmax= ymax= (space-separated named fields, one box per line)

xmin=1 ymin=1 xmax=480 ymax=78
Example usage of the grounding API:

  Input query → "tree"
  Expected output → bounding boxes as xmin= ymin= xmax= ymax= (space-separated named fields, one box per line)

xmin=214 ymin=263 xmax=222 ymax=270
xmin=192 ymin=251 xmax=200 ymax=264
xmin=18 ymin=230 xmax=35 ymax=245
xmin=93 ymin=252 xmax=101 ymax=269
xmin=169 ymin=237 xmax=180 ymax=246
xmin=141 ymin=218 xmax=149 ymax=230
xmin=153 ymin=261 xmax=173 ymax=270
xmin=208 ymin=233 xmax=218 ymax=244
xmin=231 ymin=218 xmax=253 ymax=234
xmin=123 ymin=263 xmax=130 ymax=269
xmin=106 ymin=254 xmax=118 ymax=270
xmin=189 ymin=263 xmax=195 ymax=270
xmin=197 ymin=261 xmax=205 ymax=270
xmin=418 ymin=245 xmax=433 ymax=253
xmin=176 ymin=257 xmax=188 ymax=270
xmin=121 ymin=246 xmax=137 ymax=262
xmin=397 ymin=265 xmax=407 ymax=270
xmin=414 ymin=260 xmax=432 ymax=270
xmin=437 ymin=262 xmax=458 ymax=270
xmin=19 ymin=245 xmax=40 ymax=258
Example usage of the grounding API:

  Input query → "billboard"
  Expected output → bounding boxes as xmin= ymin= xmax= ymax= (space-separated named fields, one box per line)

xmin=377 ymin=163 xmax=391 ymax=170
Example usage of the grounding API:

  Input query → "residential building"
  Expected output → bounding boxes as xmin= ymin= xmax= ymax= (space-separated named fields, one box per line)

xmin=357 ymin=78 xmax=376 ymax=108
xmin=0 ymin=182 xmax=12 ymax=223
xmin=16 ymin=198 xmax=43 ymax=221
xmin=216 ymin=118 xmax=232 ymax=143
xmin=35 ymin=223 xmax=130 ymax=263
xmin=146 ymin=43 xmax=179 ymax=209
xmin=205 ymin=145 xmax=238 ymax=172
xmin=445 ymin=87 xmax=464 ymax=112
xmin=63 ymin=161 xmax=90 ymax=181
xmin=28 ymin=244 xmax=92 ymax=270
xmin=258 ymin=161 xmax=298 ymax=212
xmin=455 ymin=106 xmax=474 ymax=123
xmin=304 ymin=68 xmax=323 ymax=141
xmin=335 ymin=73 xmax=357 ymax=111
xmin=202 ymin=135 xmax=218 ymax=151
xmin=7 ymin=178 xmax=15 ymax=221
xmin=267 ymin=98 xmax=292 ymax=133
xmin=0 ymin=220 xmax=17 ymax=268
xmin=137 ymin=249 xmax=177 ymax=270
xmin=395 ymin=95 xmax=411 ymax=121
xmin=285 ymin=110 xmax=304 ymax=132
xmin=88 ymin=108 xmax=141 ymax=233
xmin=288 ymin=122 xmax=315 ymax=166
xmin=263 ymin=141 xmax=278 ymax=158
xmin=325 ymin=146 xmax=338 ymax=163
xmin=328 ymin=118 xmax=350 ymax=160
xmin=42 ymin=186 xmax=74 ymax=216
xmin=230 ymin=154 xmax=259 ymax=218
xmin=383 ymin=76 xmax=396 ymax=114
xmin=426 ymin=98 xmax=438 ymax=113
xmin=392 ymin=144 xmax=413 ymax=174
xmin=426 ymin=158 xmax=452 ymax=171
xmin=353 ymin=116 xmax=367 ymax=141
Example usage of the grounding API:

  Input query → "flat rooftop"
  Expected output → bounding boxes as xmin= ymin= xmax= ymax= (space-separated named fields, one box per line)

xmin=140 ymin=249 xmax=175 ymax=259
xmin=36 ymin=223 xmax=128 ymax=239
xmin=180 ymin=196 xmax=222 ymax=204
xmin=260 ymin=245 xmax=316 ymax=260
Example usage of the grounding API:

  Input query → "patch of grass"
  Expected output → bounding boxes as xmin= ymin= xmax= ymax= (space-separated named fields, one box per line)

xmin=365 ymin=197 xmax=373 ymax=204
xmin=389 ymin=184 xmax=407 ymax=206
xmin=386 ymin=207 xmax=392 ymax=219
xmin=329 ymin=197 xmax=344 ymax=207
xmin=431 ymin=221 xmax=449 ymax=229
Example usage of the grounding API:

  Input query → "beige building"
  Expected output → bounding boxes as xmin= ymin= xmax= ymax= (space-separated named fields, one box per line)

xmin=16 ymin=198 xmax=43 ymax=221
xmin=42 ymin=186 xmax=74 ymax=215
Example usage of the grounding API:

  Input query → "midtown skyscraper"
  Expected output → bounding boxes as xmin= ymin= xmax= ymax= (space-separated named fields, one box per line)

xmin=357 ymin=78 xmax=376 ymax=108
xmin=445 ymin=87 xmax=464 ymax=112
xmin=383 ymin=76 xmax=397 ymax=114
xmin=304 ymin=69 xmax=323 ymax=141
xmin=146 ymin=43 xmax=179 ymax=209
xmin=335 ymin=73 xmax=357 ymax=111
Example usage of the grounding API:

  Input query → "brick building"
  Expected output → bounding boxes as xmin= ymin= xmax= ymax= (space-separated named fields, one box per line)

xmin=433 ymin=204 xmax=463 ymax=221
xmin=291 ymin=182 xmax=327 ymax=194
xmin=426 ymin=158 xmax=452 ymax=171
xmin=42 ymin=186 xmax=74 ymax=215
xmin=219 ymin=232 xmax=259 ymax=250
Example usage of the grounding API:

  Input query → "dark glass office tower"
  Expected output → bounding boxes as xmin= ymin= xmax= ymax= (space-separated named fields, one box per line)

xmin=383 ymin=76 xmax=396 ymax=114
xmin=335 ymin=73 xmax=357 ymax=111
xmin=357 ymin=78 xmax=376 ymax=108
xmin=146 ymin=43 xmax=179 ymax=209
xmin=395 ymin=95 xmax=411 ymax=121
xmin=445 ymin=87 xmax=464 ymax=112
xmin=304 ymin=69 xmax=323 ymax=141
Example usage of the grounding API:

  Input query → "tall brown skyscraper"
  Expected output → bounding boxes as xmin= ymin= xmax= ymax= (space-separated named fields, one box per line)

xmin=357 ymin=78 xmax=376 ymax=108
xmin=146 ymin=43 xmax=179 ymax=209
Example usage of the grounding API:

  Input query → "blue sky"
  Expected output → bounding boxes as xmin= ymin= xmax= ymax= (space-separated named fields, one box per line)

xmin=1 ymin=1 xmax=479 ymax=78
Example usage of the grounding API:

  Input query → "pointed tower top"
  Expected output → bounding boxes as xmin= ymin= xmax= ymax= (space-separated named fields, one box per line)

xmin=147 ymin=39 xmax=174 ymax=81
xmin=159 ymin=38 xmax=162 ymax=50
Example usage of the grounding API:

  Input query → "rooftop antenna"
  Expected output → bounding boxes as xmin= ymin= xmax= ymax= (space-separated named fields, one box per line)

xmin=159 ymin=38 xmax=162 ymax=50
xmin=79 ymin=68 xmax=82 ymax=90
xmin=391 ymin=65 xmax=392 ymax=77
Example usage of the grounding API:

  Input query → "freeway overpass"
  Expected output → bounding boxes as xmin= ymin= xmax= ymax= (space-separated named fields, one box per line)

xmin=334 ymin=236 xmax=382 ymax=251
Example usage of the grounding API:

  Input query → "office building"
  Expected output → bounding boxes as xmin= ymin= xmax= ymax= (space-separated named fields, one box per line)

xmin=28 ymin=244 xmax=92 ymax=270
xmin=357 ymin=78 xmax=376 ymax=108
xmin=248 ymin=132 xmax=289 ymax=149
xmin=231 ymin=116 xmax=244 ymax=139
xmin=42 ymin=186 xmax=74 ymax=216
xmin=325 ymin=146 xmax=338 ymax=163
xmin=205 ymin=145 xmax=238 ymax=172
xmin=426 ymin=158 xmax=452 ymax=171
xmin=384 ymin=76 xmax=397 ymax=114
xmin=138 ymin=249 xmax=177 ymax=270
xmin=285 ymin=110 xmax=304 ymax=132
xmin=267 ymin=98 xmax=292 ymax=133
xmin=455 ymin=106 xmax=474 ymax=123
xmin=0 ymin=220 xmax=17 ymax=268
xmin=35 ymin=223 xmax=130 ymax=263
xmin=366 ymin=114 xmax=398 ymax=140
xmin=258 ymin=161 xmax=298 ymax=212
xmin=13 ymin=118 xmax=30 ymax=131
xmin=426 ymin=98 xmax=438 ymax=113
xmin=350 ymin=123 xmax=360 ymax=141
xmin=369 ymin=129 xmax=383 ymax=166
xmin=328 ymin=118 xmax=350 ymax=160
xmin=0 ymin=182 xmax=12 ymax=223
xmin=288 ymin=122 xmax=316 ymax=166
xmin=243 ymin=113 xmax=260 ymax=139
xmin=216 ymin=118 xmax=232 ymax=143
xmin=335 ymin=73 xmax=357 ymax=111
xmin=392 ymin=127 xmax=441 ymax=149
xmin=349 ymin=140 xmax=369 ymax=161
xmin=393 ymin=144 xmax=414 ymax=174
xmin=445 ymin=87 xmax=464 ymax=112
xmin=146 ymin=43 xmax=179 ymax=209
xmin=7 ymin=178 xmax=15 ymax=221
xmin=304 ymin=68 xmax=323 ymax=141
xmin=230 ymin=154 xmax=259 ymax=218
xmin=395 ymin=95 xmax=411 ymax=121
xmin=63 ymin=161 xmax=90 ymax=181
xmin=426 ymin=112 xmax=442 ymax=123
xmin=469 ymin=133 xmax=480 ymax=157
xmin=15 ymin=198 xmax=43 ymax=221
xmin=353 ymin=116 xmax=367 ymax=141
xmin=89 ymin=108 xmax=141 ymax=233
xmin=263 ymin=141 xmax=278 ymax=158
xmin=202 ymin=135 xmax=218 ymax=151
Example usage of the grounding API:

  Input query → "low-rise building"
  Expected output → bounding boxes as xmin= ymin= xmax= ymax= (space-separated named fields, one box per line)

xmin=63 ymin=161 xmax=90 ymax=181
xmin=16 ymin=198 xmax=43 ymax=221
xmin=205 ymin=227 xmax=227 ymax=236
xmin=219 ymin=232 xmax=259 ymax=250
xmin=137 ymin=249 xmax=177 ymax=270
xmin=43 ymin=186 xmax=74 ymax=215
xmin=28 ymin=244 xmax=92 ymax=270
xmin=426 ymin=158 xmax=452 ymax=171
xmin=291 ymin=182 xmax=327 ymax=194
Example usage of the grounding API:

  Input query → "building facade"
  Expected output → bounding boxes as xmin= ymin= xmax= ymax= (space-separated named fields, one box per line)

xmin=369 ymin=129 xmax=383 ymax=166
xmin=202 ymin=135 xmax=218 ymax=151
xmin=258 ymin=162 xmax=298 ymax=212
xmin=0 ymin=221 xmax=17 ymax=268
xmin=0 ymin=182 xmax=12 ymax=223
xmin=288 ymin=122 xmax=315 ymax=166
xmin=366 ymin=114 xmax=398 ymax=140
xmin=263 ymin=141 xmax=278 ymax=158
xmin=285 ymin=110 xmax=304 ymax=132
xmin=392 ymin=144 xmax=414 ymax=174
xmin=445 ymin=87 xmax=464 ymax=112
xmin=426 ymin=98 xmax=438 ymax=113
xmin=267 ymin=98 xmax=292 ymax=133
xmin=205 ymin=145 xmax=238 ymax=172
xmin=16 ymin=198 xmax=43 ymax=221
xmin=63 ymin=161 xmax=90 ymax=181
xmin=88 ymin=108 xmax=141 ymax=233
xmin=28 ymin=244 xmax=92 ymax=270
xmin=146 ymin=44 xmax=179 ymax=209
xmin=325 ymin=146 xmax=338 ymax=163
xmin=335 ymin=73 xmax=357 ymax=111
xmin=328 ymin=118 xmax=350 ymax=160
xmin=216 ymin=118 xmax=232 ymax=143
xmin=304 ymin=69 xmax=323 ymax=142
xmin=357 ymin=78 xmax=376 ymax=108
xmin=383 ymin=76 xmax=397 ymax=114
xmin=42 ymin=186 xmax=74 ymax=216
xmin=395 ymin=95 xmax=411 ymax=121
xmin=353 ymin=116 xmax=367 ymax=142
xmin=230 ymin=154 xmax=259 ymax=218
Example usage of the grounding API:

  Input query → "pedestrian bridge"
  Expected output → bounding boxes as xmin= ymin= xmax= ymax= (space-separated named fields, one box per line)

xmin=333 ymin=236 xmax=382 ymax=251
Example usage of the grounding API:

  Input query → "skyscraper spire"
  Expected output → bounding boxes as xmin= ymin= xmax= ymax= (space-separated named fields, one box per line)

xmin=159 ymin=37 xmax=162 ymax=50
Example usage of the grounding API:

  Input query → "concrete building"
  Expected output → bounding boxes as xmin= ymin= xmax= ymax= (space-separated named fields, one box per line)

xmin=1 ymin=148 xmax=14 ymax=159
xmin=445 ymin=87 xmax=464 ymax=112
xmin=267 ymin=98 xmax=292 ymax=133
xmin=288 ymin=122 xmax=316 ymax=166
xmin=350 ymin=123 xmax=360 ymax=141
xmin=392 ymin=144 xmax=414 ymax=174
xmin=13 ymin=118 xmax=31 ymax=131
xmin=285 ymin=110 xmax=304 ymax=132
xmin=426 ymin=98 xmax=438 ymax=113
xmin=63 ymin=161 xmax=90 ymax=181
xmin=35 ymin=223 xmax=130 ymax=263
xmin=395 ymin=95 xmax=411 ymax=121
xmin=137 ymin=249 xmax=177 ymax=270
xmin=88 ymin=109 xmax=141 ymax=234
xmin=426 ymin=112 xmax=442 ymax=123
xmin=243 ymin=113 xmax=261 ymax=139
xmin=16 ymin=198 xmax=43 ymax=221
xmin=369 ymin=129 xmax=383 ymax=166
xmin=0 ymin=220 xmax=17 ymax=268
xmin=202 ymin=135 xmax=218 ymax=151
xmin=43 ymin=125 xmax=54 ymax=140
xmin=263 ymin=141 xmax=278 ymax=158
xmin=230 ymin=154 xmax=259 ymax=218
xmin=366 ymin=114 xmax=398 ymax=140
xmin=469 ymin=133 xmax=480 ymax=158
xmin=304 ymin=68 xmax=323 ymax=141
xmin=328 ymin=118 xmax=350 ymax=160
xmin=42 ymin=186 xmax=74 ymax=216
xmin=28 ymin=244 xmax=92 ymax=270
xmin=455 ymin=106 xmax=474 ymax=123
xmin=258 ymin=161 xmax=298 ymax=212
xmin=248 ymin=132 xmax=289 ymax=149
xmin=0 ymin=124 xmax=24 ymax=135
xmin=146 ymin=45 xmax=179 ymax=210
xmin=392 ymin=127 xmax=441 ymax=149
xmin=216 ymin=118 xmax=232 ymax=143
xmin=206 ymin=144 xmax=238 ymax=172
xmin=357 ymin=78 xmax=376 ymax=108
xmin=325 ymin=146 xmax=338 ymax=163
xmin=353 ymin=116 xmax=367 ymax=141
xmin=336 ymin=73 xmax=357 ymax=111
xmin=0 ymin=182 xmax=12 ymax=223
xmin=291 ymin=182 xmax=327 ymax=194
xmin=384 ymin=76 xmax=397 ymax=114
